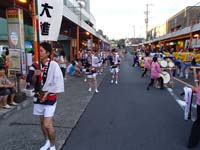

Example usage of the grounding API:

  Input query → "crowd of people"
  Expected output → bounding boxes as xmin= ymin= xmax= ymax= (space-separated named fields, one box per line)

xmin=25 ymin=45 xmax=123 ymax=150
xmin=65 ymin=48 xmax=122 ymax=93
xmin=2 ymin=43 xmax=200 ymax=149
xmin=132 ymin=47 xmax=198 ymax=91
xmin=134 ymin=48 xmax=200 ymax=149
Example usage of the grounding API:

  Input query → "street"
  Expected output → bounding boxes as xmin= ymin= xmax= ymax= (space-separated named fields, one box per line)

xmin=0 ymin=53 xmax=198 ymax=150
xmin=62 ymin=54 xmax=196 ymax=150
xmin=0 ymin=1 xmax=200 ymax=150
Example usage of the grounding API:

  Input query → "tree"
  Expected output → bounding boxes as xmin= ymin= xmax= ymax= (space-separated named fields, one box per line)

xmin=117 ymin=39 xmax=125 ymax=48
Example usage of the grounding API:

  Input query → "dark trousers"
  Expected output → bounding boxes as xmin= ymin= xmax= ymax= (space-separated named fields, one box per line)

xmin=141 ymin=68 xmax=148 ymax=77
xmin=147 ymin=77 xmax=163 ymax=89
xmin=188 ymin=105 xmax=200 ymax=148
xmin=60 ymin=67 xmax=66 ymax=78
xmin=133 ymin=60 xmax=139 ymax=67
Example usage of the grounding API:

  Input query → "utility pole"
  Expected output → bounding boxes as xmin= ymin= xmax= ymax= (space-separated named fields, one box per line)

xmin=144 ymin=4 xmax=152 ymax=41
xmin=132 ymin=25 xmax=135 ymax=38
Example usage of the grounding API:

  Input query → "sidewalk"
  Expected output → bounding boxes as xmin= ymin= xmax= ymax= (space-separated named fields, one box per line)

xmin=0 ymin=70 xmax=107 ymax=150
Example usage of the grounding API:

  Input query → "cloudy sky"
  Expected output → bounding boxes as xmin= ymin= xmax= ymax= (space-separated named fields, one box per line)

xmin=90 ymin=0 xmax=200 ymax=40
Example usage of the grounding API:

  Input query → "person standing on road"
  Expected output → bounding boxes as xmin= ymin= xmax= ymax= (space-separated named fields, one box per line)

xmin=141 ymin=51 xmax=151 ymax=77
xmin=146 ymin=56 xmax=163 ymax=90
xmin=33 ymin=42 xmax=64 ymax=150
xmin=110 ymin=49 xmax=121 ymax=84
xmin=132 ymin=52 xmax=139 ymax=67
xmin=187 ymin=70 xmax=200 ymax=148
xmin=26 ymin=52 xmax=39 ymax=90
xmin=58 ymin=49 xmax=67 ymax=79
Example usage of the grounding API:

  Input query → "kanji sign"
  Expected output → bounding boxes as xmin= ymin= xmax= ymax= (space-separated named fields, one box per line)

xmin=38 ymin=0 xmax=63 ymax=41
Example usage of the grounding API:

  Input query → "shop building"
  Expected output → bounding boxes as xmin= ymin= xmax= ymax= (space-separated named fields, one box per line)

xmin=146 ymin=6 xmax=200 ymax=51
xmin=0 ymin=0 xmax=110 ymax=61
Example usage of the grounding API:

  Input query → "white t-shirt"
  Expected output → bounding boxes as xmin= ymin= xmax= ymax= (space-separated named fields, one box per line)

xmin=92 ymin=55 xmax=99 ymax=67
xmin=59 ymin=55 xmax=66 ymax=68
xmin=113 ymin=54 xmax=120 ymax=65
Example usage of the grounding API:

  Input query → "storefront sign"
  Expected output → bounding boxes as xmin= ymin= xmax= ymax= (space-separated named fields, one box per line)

xmin=6 ymin=8 xmax=25 ymax=49
xmin=6 ymin=8 xmax=26 ymax=74
xmin=9 ymin=49 xmax=21 ymax=72
xmin=37 ymin=0 xmax=63 ymax=41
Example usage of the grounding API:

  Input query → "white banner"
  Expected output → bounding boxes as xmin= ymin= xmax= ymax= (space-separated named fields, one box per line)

xmin=38 ymin=0 xmax=63 ymax=41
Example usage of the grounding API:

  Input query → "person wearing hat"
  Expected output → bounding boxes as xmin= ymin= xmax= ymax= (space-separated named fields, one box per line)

xmin=32 ymin=42 xmax=64 ymax=150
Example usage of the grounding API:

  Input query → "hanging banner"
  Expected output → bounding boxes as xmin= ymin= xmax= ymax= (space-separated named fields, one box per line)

xmin=38 ymin=0 xmax=63 ymax=41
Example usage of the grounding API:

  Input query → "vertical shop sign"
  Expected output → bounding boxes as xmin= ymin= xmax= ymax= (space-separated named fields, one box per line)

xmin=6 ymin=8 xmax=26 ymax=73
xmin=37 ymin=0 xmax=63 ymax=41
xmin=6 ymin=8 xmax=25 ymax=49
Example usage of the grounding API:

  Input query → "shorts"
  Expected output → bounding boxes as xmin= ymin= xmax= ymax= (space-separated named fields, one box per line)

xmin=33 ymin=103 xmax=57 ymax=117
xmin=87 ymin=73 xmax=96 ymax=78
xmin=110 ymin=67 xmax=119 ymax=74
xmin=82 ymin=68 xmax=86 ymax=72
xmin=98 ymin=62 xmax=102 ymax=67
xmin=0 ymin=88 xmax=16 ymax=96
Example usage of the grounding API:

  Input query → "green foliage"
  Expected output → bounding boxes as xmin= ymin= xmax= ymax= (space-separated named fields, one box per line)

xmin=117 ymin=39 xmax=125 ymax=45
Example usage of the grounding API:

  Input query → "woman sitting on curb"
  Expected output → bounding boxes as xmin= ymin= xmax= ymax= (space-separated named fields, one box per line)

xmin=0 ymin=66 xmax=17 ymax=109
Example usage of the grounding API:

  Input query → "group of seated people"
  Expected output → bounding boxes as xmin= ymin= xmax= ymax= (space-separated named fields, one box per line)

xmin=66 ymin=59 xmax=82 ymax=76
xmin=0 ymin=65 xmax=18 ymax=109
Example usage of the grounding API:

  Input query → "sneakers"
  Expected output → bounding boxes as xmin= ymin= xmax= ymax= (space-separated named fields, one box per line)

xmin=49 ymin=146 xmax=56 ymax=150
xmin=3 ymin=104 xmax=12 ymax=109
xmin=185 ymin=74 xmax=189 ymax=79
xmin=110 ymin=80 xmax=114 ymax=83
xmin=10 ymin=102 xmax=18 ymax=106
xmin=115 ymin=81 xmax=118 ymax=84
xmin=95 ymin=89 xmax=99 ymax=93
xmin=40 ymin=140 xmax=50 ymax=150
xmin=88 ymin=88 xmax=92 ymax=92
xmin=84 ymin=78 xmax=87 ymax=82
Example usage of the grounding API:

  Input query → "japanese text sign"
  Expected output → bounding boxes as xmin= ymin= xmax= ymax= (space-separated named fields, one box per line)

xmin=38 ymin=0 xmax=63 ymax=41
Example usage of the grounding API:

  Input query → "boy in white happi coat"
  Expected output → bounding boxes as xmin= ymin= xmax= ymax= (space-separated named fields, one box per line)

xmin=33 ymin=42 xmax=64 ymax=150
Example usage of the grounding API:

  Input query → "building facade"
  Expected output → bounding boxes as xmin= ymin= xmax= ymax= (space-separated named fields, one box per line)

xmin=146 ymin=6 xmax=200 ymax=51
xmin=0 ymin=0 xmax=109 ymax=61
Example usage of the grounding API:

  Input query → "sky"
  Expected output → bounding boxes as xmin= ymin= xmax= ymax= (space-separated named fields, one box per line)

xmin=90 ymin=0 xmax=200 ymax=40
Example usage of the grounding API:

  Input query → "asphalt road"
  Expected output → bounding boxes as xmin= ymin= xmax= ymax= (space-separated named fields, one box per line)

xmin=62 ymin=54 xmax=198 ymax=150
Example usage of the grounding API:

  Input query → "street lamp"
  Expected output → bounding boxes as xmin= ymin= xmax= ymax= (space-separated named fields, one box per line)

xmin=14 ymin=0 xmax=28 ymax=6
xmin=18 ymin=0 xmax=27 ymax=3
xmin=86 ymin=31 xmax=90 ymax=36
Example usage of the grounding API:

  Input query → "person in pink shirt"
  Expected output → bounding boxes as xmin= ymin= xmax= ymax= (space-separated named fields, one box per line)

xmin=141 ymin=52 xmax=151 ymax=77
xmin=147 ymin=56 xmax=163 ymax=90
xmin=187 ymin=70 xmax=200 ymax=148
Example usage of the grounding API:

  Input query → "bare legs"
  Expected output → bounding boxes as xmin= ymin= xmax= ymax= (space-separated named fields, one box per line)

xmin=40 ymin=116 xmax=55 ymax=147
